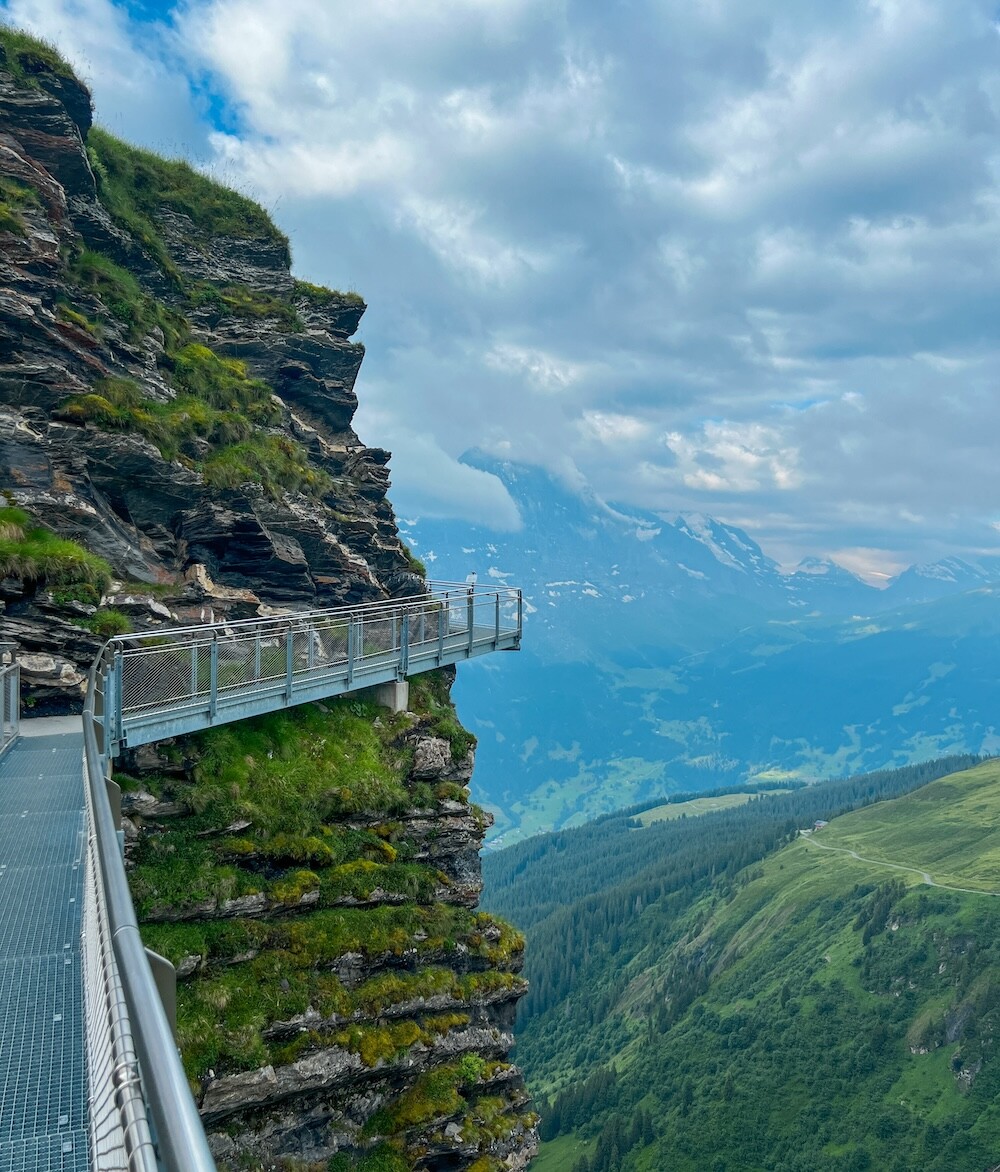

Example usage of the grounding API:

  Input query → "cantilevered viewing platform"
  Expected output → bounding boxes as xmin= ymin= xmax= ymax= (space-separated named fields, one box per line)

xmin=0 ymin=581 xmax=522 ymax=1170
xmin=95 ymin=583 xmax=521 ymax=753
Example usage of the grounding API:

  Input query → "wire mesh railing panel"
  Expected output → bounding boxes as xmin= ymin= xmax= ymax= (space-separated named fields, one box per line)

xmin=101 ymin=585 xmax=521 ymax=750
xmin=82 ymin=790 xmax=156 ymax=1171
xmin=0 ymin=663 xmax=19 ymax=755
xmin=120 ymin=645 xmax=194 ymax=716
xmin=357 ymin=614 xmax=393 ymax=661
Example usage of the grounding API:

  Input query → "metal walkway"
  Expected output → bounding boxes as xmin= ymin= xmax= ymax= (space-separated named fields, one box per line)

xmin=97 ymin=583 xmax=521 ymax=754
xmin=0 ymin=580 xmax=522 ymax=1170
xmin=0 ymin=727 xmax=89 ymax=1172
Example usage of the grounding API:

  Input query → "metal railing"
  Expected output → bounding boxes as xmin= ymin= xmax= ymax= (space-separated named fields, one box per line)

xmin=0 ymin=660 xmax=18 ymax=758
xmin=84 ymin=659 xmax=217 ymax=1172
xmin=95 ymin=583 xmax=522 ymax=754
xmin=73 ymin=578 xmax=521 ymax=1168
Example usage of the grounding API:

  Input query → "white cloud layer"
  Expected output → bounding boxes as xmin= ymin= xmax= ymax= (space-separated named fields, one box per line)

xmin=6 ymin=0 xmax=1000 ymax=571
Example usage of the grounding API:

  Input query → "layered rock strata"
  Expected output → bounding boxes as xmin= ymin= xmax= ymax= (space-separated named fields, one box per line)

xmin=0 ymin=38 xmax=414 ymax=704
xmin=0 ymin=32 xmax=535 ymax=1170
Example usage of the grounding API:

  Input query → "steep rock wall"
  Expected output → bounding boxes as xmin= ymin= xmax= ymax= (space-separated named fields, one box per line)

xmin=0 ymin=31 xmax=536 ymax=1171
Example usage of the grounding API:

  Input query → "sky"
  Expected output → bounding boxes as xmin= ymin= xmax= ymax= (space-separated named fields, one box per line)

xmin=4 ymin=0 xmax=1000 ymax=580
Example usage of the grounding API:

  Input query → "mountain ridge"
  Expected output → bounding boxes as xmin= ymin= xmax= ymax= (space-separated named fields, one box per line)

xmin=407 ymin=454 xmax=1000 ymax=843
xmin=484 ymin=756 xmax=1000 ymax=1172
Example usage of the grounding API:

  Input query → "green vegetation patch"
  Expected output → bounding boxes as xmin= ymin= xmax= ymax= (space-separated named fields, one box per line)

xmin=293 ymin=278 xmax=365 ymax=308
xmin=328 ymin=1144 xmax=409 ymax=1172
xmin=73 ymin=608 xmax=132 ymax=637
xmin=0 ymin=25 xmax=79 ymax=88
xmin=67 ymin=249 xmax=186 ymax=346
xmin=132 ymin=696 xmax=521 ymax=1091
xmin=0 ymin=175 xmax=40 ymax=236
xmin=57 ymin=353 xmax=326 ymax=498
xmin=87 ymin=127 xmax=289 ymax=281
xmin=365 ymin=1063 xmax=466 ymax=1133
xmin=188 ymin=280 xmax=302 ymax=331
xmin=410 ymin=671 xmax=477 ymax=762
xmin=184 ymin=701 xmax=412 ymax=828
xmin=810 ymin=758 xmax=1000 ymax=891
xmin=203 ymin=434 xmax=330 ymax=497
xmin=144 ymin=906 xmax=519 ymax=1080
xmin=525 ymin=758 xmax=1000 ymax=1172
xmin=0 ymin=506 xmax=111 ymax=589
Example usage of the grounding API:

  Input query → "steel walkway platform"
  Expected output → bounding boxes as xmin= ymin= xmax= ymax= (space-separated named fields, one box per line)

xmin=0 ymin=726 xmax=88 ymax=1172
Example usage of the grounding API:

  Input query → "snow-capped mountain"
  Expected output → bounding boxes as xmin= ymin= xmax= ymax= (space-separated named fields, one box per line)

xmin=407 ymin=453 xmax=882 ymax=657
xmin=405 ymin=455 xmax=1000 ymax=845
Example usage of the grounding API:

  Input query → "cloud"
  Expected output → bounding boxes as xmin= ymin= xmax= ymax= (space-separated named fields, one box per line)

xmin=663 ymin=422 xmax=802 ymax=493
xmin=360 ymin=427 xmax=522 ymax=531
xmin=828 ymin=547 xmax=909 ymax=586
xmin=7 ymin=0 xmax=1000 ymax=565
xmin=1 ymin=0 xmax=209 ymax=151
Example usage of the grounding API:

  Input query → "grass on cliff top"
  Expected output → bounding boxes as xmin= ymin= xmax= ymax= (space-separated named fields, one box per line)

xmin=0 ymin=506 xmax=112 ymax=589
xmin=0 ymin=25 xmax=79 ymax=88
xmin=172 ymin=699 xmax=415 ymax=831
xmin=87 ymin=127 xmax=290 ymax=279
xmin=293 ymin=278 xmax=365 ymax=309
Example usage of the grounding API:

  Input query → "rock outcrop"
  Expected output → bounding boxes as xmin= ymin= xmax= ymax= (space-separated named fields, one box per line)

xmin=0 ymin=30 xmax=535 ymax=1171
xmin=0 ymin=35 xmax=415 ymax=705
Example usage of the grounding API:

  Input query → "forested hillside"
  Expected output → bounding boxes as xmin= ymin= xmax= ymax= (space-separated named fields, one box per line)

xmin=482 ymin=756 xmax=1000 ymax=1171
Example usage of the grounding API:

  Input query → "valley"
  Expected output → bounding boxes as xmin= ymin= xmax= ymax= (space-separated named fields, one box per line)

xmin=484 ymin=757 xmax=1000 ymax=1171
xmin=409 ymin=456 xmax=1000 ymax=844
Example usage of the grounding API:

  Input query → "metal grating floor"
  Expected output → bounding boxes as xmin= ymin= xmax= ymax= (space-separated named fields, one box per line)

xmin=0 ymin=733 xmax=89 ymax=1172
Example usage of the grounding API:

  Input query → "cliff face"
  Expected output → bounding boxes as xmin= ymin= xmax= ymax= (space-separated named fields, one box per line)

xmin=0 ymin=34 xmax=414 ymax=704
xmin=0 ymin=30 xmax=536 ymax=1171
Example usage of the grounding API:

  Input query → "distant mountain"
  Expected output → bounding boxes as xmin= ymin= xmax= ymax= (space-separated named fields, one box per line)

xmin=405 ymin=454 xmax=1000 ymax=843
xmin=887 ymin=556 xmax=1000 ymax=605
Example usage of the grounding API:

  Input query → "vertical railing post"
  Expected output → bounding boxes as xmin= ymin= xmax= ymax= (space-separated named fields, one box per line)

xmin=400 ymin=613 xmax=410 ymax=677
xmin=419 ymin=609 xmax=426 ymax=645
xmin=190 ymin=643 xmax=198 ymax=700
xmin=495 ymin=592 xmax=501 ymax=645
xmin=209 ymin=635 xmax=218 ymax=718
xmin=437 ymin=605 xmax=444 ymax=664
xmin=100 ymin=665 xmax=109 ymax=749
xmin=285 ymin=626 xmax=294 ymax=702
xmin=112 ymin=650 xmax=123 ymax=750
xmin=347 ymin=618 xmax=356 ymax=686
xmin=467 ymin=590 xmax=475 ymax=654
xmin=254 ymin=629 xmax=262 ymax=682
xmin=517 ymin=590 xmax=523 ymax=645
xmin=307 ymin=625 xmax=316 ymax=671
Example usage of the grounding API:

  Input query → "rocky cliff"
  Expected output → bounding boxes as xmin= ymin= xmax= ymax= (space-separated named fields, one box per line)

xmin=0 ymin=28 xmax=536 ymax=1170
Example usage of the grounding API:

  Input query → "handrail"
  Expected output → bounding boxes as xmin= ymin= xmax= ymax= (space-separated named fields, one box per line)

xmin=76 ymin=577 xmax=521 ymax=1169
xmin=109 ymin=582 xmax=517 ymax=643
xmin=95 ymin=582 xmax=522 ymax=754
xmin=84 ymin=664 xmax=218 ymax=1171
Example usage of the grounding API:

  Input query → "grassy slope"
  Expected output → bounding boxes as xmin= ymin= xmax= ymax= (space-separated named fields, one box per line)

xmin=808 ymin=758 xmax=1000 ymax=891
xmin=535 ymin=760 xmax=1000 ymax=1171
xmin=636 ymin=790 xmax=787 ymax=825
